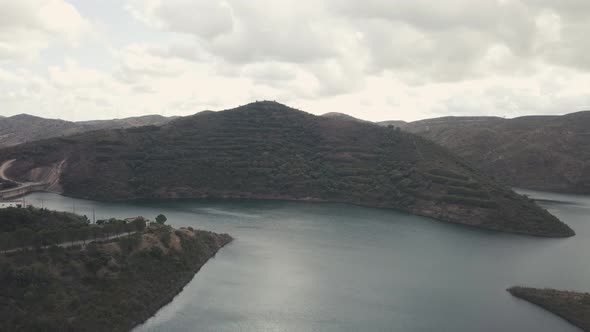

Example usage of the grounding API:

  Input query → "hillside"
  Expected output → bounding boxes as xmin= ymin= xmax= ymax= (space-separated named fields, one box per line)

xmin=508 ymin=287 xmax=590 ymax=332
xmin=398 ymin=112 xmax=590 ymax=194
xmin=321 ymin=112 xmax=369 ymax=123
xmin=78 ymin=114 xmax=177 ymax=130
xmin=0 ymin=207 xmax=232 ymax=332
xmin=0 ymin=114 xmax=175 ymax=148
xmin=0 ymin=101 xmax=574 ymax=237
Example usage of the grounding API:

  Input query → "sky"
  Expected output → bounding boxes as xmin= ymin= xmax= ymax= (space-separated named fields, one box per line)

xmin=0 ymin=0 xmax=589 ymax=122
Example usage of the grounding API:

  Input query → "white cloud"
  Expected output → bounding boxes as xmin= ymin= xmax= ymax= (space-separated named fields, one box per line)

xmin=127 ymin=0 xmax=339 ymax=64
xmin=1 ymin=0 xmax=590 ymax=122
xmin=0 ymin=0 xmax=92 ymax=61
xmin=113 ymin=43 xmax=198 ymax=84
xmin=127 ymin=0 xmax=234 ymax=39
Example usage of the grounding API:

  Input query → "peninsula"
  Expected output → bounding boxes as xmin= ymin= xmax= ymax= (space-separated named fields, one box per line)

xmin=508 ymin=287 xmax=590 ymax=332
xmin=0 ymin=101 xmax=574 ymax=237
xmin=0 ymin=206 xmax=232 ymax=332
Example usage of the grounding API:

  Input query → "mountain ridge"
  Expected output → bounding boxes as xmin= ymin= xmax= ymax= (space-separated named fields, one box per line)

xmin=0 ymin=101 xmax=574 ymax=237
xmin=398 ymin=111 xmax=590 ymax=194
xmin=0 ymin=113 xmax=176 ymax=148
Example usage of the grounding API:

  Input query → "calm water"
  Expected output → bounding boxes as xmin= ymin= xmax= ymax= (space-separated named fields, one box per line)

xmin=23 ymin=190 xmax=590 ymax=332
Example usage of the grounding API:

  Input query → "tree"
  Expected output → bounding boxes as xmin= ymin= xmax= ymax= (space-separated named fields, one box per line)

xmin=76 ymin=228 xmax=89 ymax=245
xmin=155 ymin=214 xmax=167 ymax=225
xmin=15 ymin=228 xmax=34 ymax=248
xmin=132 ymin=218 xmax=147 ymax=232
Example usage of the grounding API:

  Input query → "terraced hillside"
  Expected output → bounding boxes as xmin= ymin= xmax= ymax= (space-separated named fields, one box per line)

xmin=399 ymin=112 xmax=590 ymax=194
xmin=0 ymin=101 xmax=574 ymax=237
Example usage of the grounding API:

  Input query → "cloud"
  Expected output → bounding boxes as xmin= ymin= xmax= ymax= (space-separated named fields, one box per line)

xmin=127 ymin=0 xmax=339 ymax=64
xmin=128 ymin=0 xmax=590 ymax=84
xmin=0 ymin=0 xmax=92 ymax=61
xmin=239 ymin=62 xmax=298 ymax=86
xmin=127 ymin=0 xmax=234 ymax=39
xmin=113 ymin=43 xmax=199 ymax=84
xmin=2 ymin=1 xmax=590 ymax=122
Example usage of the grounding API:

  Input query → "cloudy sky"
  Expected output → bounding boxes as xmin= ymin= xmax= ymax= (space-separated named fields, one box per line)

xmin=0 ymin=0 xmax=589 ymax=122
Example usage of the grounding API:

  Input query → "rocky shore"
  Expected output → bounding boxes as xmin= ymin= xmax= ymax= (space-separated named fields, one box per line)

xmin=508 ymin=287 xmax=590 ymax=332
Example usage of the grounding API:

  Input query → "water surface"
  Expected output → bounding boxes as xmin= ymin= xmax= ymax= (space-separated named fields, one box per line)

xmin=23 ymin=191 xmax=590 ymax=332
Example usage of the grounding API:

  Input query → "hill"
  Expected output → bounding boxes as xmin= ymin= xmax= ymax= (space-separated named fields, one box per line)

xmin=321 ymin=112 xmax=369 ymax=123
xmin=0 ymin=207 xmax=232 ymax=332
xmin=0 ymin=114 xmax=175 ymax=148
xmin=377 ymin=120 xmax=409 ymax=128
xmin=508 ymin=287 xmax=590 ymax=332
xmin=0 ymin=101 xmax=574 ymax=237
xmin=78 ymin=114 xmax=177 ymax=130
xmin=399 ymin=112 xmax=590 ymax=194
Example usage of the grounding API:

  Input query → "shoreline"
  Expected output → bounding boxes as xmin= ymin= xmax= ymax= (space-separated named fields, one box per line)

xmin=508 ymin=287 xmax=590 ymax=332
xmin=42 ymin=190 xmax=575 ymax=238
xmin=0 ymin=223 xmax=233 ymax=332
xmin=130 ymin=235 xmax=233 ymax=331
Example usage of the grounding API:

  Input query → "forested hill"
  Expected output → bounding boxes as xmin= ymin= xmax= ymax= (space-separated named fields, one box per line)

xmin=399 ymin=112 xmax=590 ymax=194
xmin=0 ymin=101 xmax=574 ymax=237
xmin=0 ymin=207 xmax=232 ymax=331
xmin=0 ymin=114 xmax=174 ymax=148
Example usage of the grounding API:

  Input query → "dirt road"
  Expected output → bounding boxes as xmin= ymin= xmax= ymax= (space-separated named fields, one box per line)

xmin=0 ymin=159 xmax=16 ymax=182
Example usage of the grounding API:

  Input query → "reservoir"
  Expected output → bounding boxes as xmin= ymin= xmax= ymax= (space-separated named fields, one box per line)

xmin=23 ymin=189 xmax=589 ymax=331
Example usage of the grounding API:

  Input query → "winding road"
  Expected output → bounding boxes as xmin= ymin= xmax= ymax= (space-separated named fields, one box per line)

xmin=1 ymin=231 xmax=138 ymax=254
xmin=0 ymin=159 xmax=15 ymax=181
xmin=0 ymin=159 xmax=48 ymax=200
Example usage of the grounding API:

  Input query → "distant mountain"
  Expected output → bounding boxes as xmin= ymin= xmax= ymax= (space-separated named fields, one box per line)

xmin=322 ymin=113 xmax=410 ymax=128
xmin=0 ymin=101 xmax=573 ymax=237
xmin=321 ymin=112 xmax=369 ymax=123
xmin=399 ymin=112 xmax=590 ymax=194
xmin=78 ymin=115 xmax=177 ymax=130
xmin=0 ymin=114 xmax=176 ymax=148
xmin=377 ymin=120 xmax=408 ymax=128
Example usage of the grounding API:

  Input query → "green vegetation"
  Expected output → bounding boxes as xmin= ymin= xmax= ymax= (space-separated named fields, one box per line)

xmin=508 ymin=287 xmax=590 ymax=332
xmin=156 ymin=214 xmax=167 ymax=224
xmin=0 ymin=207 xmax=232 ymax=332
xmin=401 ymin=112 xmax=590 ymax=194
xmin=0 ymin=179 xmax=17 ymax=190
xmin=0 ymin=113 xmax=174 ymax=148
xmin=0 ymin=207 xmax=146 ymax=251
xmin=0 ymin=101 xmax=574 ymax=237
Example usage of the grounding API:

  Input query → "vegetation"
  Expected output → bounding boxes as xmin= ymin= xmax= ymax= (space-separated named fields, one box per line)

xmin=0 ymin=208 xmax=232 ymax=332
xmin=156 ymin=214 xmax=167 ymax=224
xmin=0 ymin=179 xmax=17 ymax=190
xmin=0 ymin=207 xmax=146 ymax=251
xmin=0 ymin=101 xmax=574 ymax=237
xmin=399 ymin=112 xmax=590 ymax=194
xmin=0 ymin=113 xmax=174 ymax=148
xmin=508 ymin=287 xmax=590 ymax=332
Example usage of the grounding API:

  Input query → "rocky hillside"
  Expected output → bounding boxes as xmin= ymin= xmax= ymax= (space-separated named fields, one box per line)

xmin=0 ymin=207 xmax=232 ymax=332
xmin=508 ymin=287 xmax=590 ymax=332
xmin=0 ymin=101 xmax=574 ymax=237
xmin=321 ymin=112 xmax=370 ymax=123
xmin=0 ymin=114 xmax=175 ymax=148
xmin=395 ymin=112 xmax=590 ymax=194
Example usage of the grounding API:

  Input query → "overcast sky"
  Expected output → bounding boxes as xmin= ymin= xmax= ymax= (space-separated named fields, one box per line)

xmin=0 ymin=0 xmax=589 ymax=122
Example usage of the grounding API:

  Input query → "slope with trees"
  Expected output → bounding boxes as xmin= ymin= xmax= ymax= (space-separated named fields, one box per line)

xmin=0 ymin=207 xmax=147 ymax=252
xmin=0 ymin=114 xmax=175 ymax=148
xmin=0 ymin=101 xmax=574 ymax=237
xmin=0 ymin=207 xmax=232 ymax=332
xmin=508 ymin=287 xmax=590 ymax=332
xmin=394 ymin=112 xmax=590 ymax=194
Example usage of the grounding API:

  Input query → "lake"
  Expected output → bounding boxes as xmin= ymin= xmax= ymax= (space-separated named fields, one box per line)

xmin=22 ymin=189 xmax=590 ymax=332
